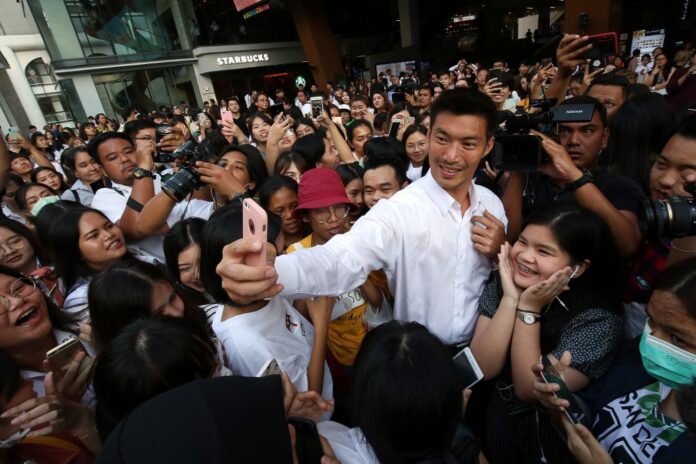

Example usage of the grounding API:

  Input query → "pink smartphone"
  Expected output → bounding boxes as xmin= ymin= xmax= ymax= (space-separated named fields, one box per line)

xmin=220 ymin=108 xmax=233 ymax=123
xmin=242 ymin=198 xmax=268 ymax=266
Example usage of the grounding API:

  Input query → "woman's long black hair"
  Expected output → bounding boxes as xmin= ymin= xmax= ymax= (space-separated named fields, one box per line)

xmin=34 ymin=201 xmax=119 ymax=292
xmin=523 ymin=204 xmax=623 ymax=353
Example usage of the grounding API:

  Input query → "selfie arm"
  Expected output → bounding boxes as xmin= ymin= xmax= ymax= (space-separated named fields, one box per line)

xmin=322 ymin=114 xmax=355 ymax=164
xmin=306 ymin=297 xmax=332 ymax=394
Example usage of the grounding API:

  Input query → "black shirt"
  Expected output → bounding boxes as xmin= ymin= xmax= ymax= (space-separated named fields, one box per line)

xmin=525 ymin=171 xmax=645 ymax=216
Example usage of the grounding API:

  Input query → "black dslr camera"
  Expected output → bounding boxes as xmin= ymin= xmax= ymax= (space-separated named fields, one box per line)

xmin=492 ymin=100 xmax=596 ymax=171
xmin=639 ymin=182 xmax=696 ymax=238
xmin=161 ymin=140 xmax=207 ymax=202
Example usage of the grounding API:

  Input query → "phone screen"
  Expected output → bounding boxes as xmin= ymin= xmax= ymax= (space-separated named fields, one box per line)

xmin=452 ymin=347 xmax=484 ymax=389
xmin=388 ymin=119 xmax=401 ymax=138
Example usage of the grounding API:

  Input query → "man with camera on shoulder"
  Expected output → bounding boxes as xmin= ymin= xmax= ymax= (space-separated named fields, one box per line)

xmin=501 ymin=96 xmax=644 ymax=258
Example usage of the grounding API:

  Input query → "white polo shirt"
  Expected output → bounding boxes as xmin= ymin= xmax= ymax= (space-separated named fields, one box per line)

xmin=91 ymin=177 xmax=212 ymax=263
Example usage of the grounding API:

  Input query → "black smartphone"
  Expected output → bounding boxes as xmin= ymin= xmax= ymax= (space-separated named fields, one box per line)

xmin=155 ymin=124 xmax=172 ymax=144
xmin=287 ymin=417 xmax=324 ymax=464
xmin=540 ymin=356 xmax=582 ymax=425
xmin=269 ymin=103 xmax=284 ymax=118
xmin=388 ymin=119 xmax=402 ymax=139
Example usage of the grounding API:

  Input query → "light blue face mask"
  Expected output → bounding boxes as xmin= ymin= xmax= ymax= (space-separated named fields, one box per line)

xmin=639 ymin=322 xmax=696 ymax=389
xmin=30 ymin=195 xmax=60 ymax=217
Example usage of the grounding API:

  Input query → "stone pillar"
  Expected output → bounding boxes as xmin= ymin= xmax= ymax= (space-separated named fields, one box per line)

xmin=398 ymin=0 xmax=420 ymax=48
xmin=287 ymin=0 xmax=345 ymax=89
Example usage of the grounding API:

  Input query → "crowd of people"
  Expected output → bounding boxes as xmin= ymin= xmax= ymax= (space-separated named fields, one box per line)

xmin=0 ymin=33 xmax=695 ymax=463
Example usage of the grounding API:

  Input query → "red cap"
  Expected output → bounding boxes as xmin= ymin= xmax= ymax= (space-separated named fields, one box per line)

xmin=295 ymin=168 xmax=354 ymax=212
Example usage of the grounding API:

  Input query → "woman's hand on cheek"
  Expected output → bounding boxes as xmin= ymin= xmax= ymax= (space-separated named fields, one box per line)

xmin=518 ymin=266 xmax=572 ymax=312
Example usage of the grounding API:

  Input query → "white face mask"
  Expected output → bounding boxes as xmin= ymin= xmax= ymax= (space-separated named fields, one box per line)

xmin=0 ymin=427 xmax=30 ymax=448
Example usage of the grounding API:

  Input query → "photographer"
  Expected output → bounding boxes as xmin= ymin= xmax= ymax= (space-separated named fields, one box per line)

xmin=88 ymin=132 xmax=211 ymax=263
xmin=135 ymin=144 xmax=266 ymax=237
xmin=624 ymin=114 xmax=696 ymax=338
xmin=502 ymin=97 xmax=644 ymax=257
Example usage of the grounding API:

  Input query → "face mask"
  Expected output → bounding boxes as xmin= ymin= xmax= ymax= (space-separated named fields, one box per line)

xmin=639 ymin=322 xmax=696 ymax=389
xmin=30 ymin=195 xmax=60 ymax=217
xmin=0 ymin=427 xmax=30 ymax=448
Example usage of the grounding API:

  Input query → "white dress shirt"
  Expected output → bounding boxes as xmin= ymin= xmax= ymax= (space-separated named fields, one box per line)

xmin=276 ymin=171 xmax=507 ymax=344
xmin=91 ymin=177 xmax=213 ymax=263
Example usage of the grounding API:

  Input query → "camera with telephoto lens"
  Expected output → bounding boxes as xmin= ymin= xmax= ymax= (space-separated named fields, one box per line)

xmin=639 ymin=183 xmax=696 ymax=238
xmin=161 ymin=140 xmax=206 ymax=202
xmin=492 ymin=100 xmax=596 ymax=171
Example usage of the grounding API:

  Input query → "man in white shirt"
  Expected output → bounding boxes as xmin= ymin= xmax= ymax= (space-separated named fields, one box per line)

xmin=295 ymin=89 xmax=312 ymax=117
xmin=216 ymin=89 xmax=508 ymax=346
xmin=87 ymin=132 xmax=211 ymax=263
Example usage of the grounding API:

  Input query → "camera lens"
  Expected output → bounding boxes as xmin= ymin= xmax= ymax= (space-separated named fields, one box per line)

xmin=639 ymin=196 xmax=696 ymax=238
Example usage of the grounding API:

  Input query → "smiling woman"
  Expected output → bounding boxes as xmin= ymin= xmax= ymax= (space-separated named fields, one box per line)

xmin=470 ymin=203 xmax=624 ymax=463
xmin=34 ymin=201 xmax=129 ymax=326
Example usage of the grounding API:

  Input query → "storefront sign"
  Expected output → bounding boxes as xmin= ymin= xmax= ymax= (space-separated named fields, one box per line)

xmin=216 ymin=54 xmax=270 ymax=65
xmin=295 ymin=75 xmax=306 ymax=88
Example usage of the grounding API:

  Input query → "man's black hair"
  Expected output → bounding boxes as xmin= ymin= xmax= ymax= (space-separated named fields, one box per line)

xmin=430 ymin=88 xmax=497 ymax=138
xmin=87 ymin=132 xmax=134 ymax=164
xmin=438 ymin=69 xmax=450 ymax=78
xmin=121 ymin=105 xmax=139 ymax=122
xmin=559 ymin=95 xmax=608 ymax=128
xmin=586 ymin=74 xmax=630 ymax=101
xmin=363 ymin=139 xmax=408 ymax=186
xmin=123 ymin=119 xmax=156 ymax=139
xmin=676 ymin=113 xmax=696 ymax=141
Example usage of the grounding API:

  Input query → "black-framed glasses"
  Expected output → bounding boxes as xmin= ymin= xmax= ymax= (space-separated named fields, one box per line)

xmin=0 ymin=277 xmax=37 ymax=315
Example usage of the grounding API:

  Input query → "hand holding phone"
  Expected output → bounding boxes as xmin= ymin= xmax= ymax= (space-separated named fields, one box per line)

xmin=220 ymin=108 xmax=233 ymax=123
xmin=242 ymin=198 xmax=268 ymax=266
xmin=540 ymin=355 xmax=582 ymax=424
xmin=46 ymin=338 xmax=93 ymax=399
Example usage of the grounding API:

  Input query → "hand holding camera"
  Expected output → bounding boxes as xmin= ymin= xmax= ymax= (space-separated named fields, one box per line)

xmin=194 ymin=161 xmax=246 ymax=202
xmin=556 ymin=34 xmax=592 ymax=76
xmin=530 ymin=130 xmax=583 ymax=185
xmin=158 ymin=122 xmax=190 ymax=153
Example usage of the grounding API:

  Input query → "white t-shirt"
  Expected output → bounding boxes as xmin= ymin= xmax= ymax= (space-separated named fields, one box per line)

xmin=406 ymin=162 xmax=423 ymax=182
xmin=91 ymin=178 xmax=212 ymax=263
xmin=211 ymin=297 xmax=334 ymax=404
xmin=318 ymin=422 xmax=378 ymax=464
xmin=62 ymin=277 xmax=90 ymax=330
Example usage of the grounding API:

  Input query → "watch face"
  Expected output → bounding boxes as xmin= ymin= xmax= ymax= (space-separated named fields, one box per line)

xmin=524 ymin=313 xmax=536 ymax=324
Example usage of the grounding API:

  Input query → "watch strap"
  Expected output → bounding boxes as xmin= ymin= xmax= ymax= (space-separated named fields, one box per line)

xmin=517 ymin=310 xmax=542 ymax=325
xmin=133 ymin=168 xmax=155 ymax=179
xmin=565 ymin=169 xmax=594 ymax=192
xmin=126 ymin=197 xmax=144 ymax=212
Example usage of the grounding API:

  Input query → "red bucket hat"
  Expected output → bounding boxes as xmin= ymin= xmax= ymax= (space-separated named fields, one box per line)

xmin=295 ymin=167 xmax=355 ymax=212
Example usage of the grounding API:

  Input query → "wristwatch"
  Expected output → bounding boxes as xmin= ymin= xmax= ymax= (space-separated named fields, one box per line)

xmin=565 ymin=169 xmax=594 ymax=192
xmin=133 ymin=168 xmax=155 ymax=179
xmin=517 ymin=310 xmax=542 ymax=325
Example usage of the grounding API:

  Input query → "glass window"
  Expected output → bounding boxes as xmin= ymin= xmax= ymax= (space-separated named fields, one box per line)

xmin=25 ymin=58 xmax=76 ymax=126
xmin=93 ymin=65 xmax=200 ymax=119
xmin=27 ymin=0 xmax=186 ymax=63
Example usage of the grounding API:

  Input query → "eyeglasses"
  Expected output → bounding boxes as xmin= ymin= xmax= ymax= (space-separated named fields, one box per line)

xmin=310 ymin=205 xmax=349 ymax=224
xmin=0 ymin=236 xmax=26 ymax=260
xmin=0 ymin=277 xmax=37 ymax=315
xmin=406 ymin=141 xmax=427 ymax=152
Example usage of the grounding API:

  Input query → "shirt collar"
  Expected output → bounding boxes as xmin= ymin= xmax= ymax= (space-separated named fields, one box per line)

xmin=420 ymin=170 xmax=482 ymax=217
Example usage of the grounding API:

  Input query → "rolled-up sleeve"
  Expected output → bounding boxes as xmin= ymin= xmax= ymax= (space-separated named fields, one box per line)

xmin=277 ymin=201 xmax=399 ymax=299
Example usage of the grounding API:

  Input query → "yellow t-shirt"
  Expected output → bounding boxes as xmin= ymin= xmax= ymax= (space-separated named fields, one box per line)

xmin=287 ymin=235 xmax=368 ymax=366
